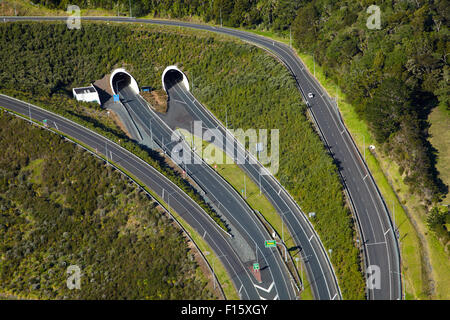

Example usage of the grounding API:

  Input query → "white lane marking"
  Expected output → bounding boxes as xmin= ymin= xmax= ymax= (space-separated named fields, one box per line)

xmin=253 ymin=281 xmax=275 ymax=293
xmin=384 ymin=228 xmax=391 ymax=236
xmin=366 ymin=241 xmax=386 ymax=246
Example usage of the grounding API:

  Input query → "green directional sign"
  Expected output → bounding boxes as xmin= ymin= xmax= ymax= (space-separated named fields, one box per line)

xmin=265 ymin=240 xmax=277 ymax=248
xmin=253 ymin=263 xmax=259 ymax=271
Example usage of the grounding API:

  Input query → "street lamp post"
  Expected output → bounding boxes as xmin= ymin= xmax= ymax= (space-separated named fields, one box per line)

xmin=295 ymin=257 xmax=302 ymax=290
xmin=352 ymin=132 xmax=366 ymax=163
xmin=205 ymin=252 xmax=226 ymax=291
xmin=280 ymin=210 xmax=290 ymax=262
xmin=162 ymin=188 xmax=177 ymax=211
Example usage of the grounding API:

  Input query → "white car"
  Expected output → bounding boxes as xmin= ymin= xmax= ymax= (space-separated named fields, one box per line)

xmin=308 ymin=92 xmax=314 ymax=98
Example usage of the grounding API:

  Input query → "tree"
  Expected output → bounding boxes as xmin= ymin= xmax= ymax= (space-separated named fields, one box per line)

xmin=365 ymin=78 xmax=411 ymax=143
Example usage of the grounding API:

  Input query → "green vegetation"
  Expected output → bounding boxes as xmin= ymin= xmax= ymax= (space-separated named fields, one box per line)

xmin=0 ymin=23 xmax=228 ymax=233
xmin=429 ymin=105 xmax=450 ymax=207
xmin=11 ymin=0 xmax=449 ymax=207
xmin=0 ymin=21 xmax=364 ymax=298
xmin=17 ymin=0 xmax=301 ymax=32
xmin=8 ymin=0 xmax=448 ymax=299
xmin=0 ymin=112 xmax=213 ymax=299
xmin=291 ymin=1 xmax=448 ymax=210
xmin=297 ymin=47 xmax=449 ymax=299
xmin=178 ymin=128 xmax=315 ymax=300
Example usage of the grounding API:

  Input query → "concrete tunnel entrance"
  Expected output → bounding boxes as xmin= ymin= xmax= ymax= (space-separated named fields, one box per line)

xmin=162 ymin=66 xmax=190 ymax=92
xmin=110 ymin=68 xmax=140 ymax=96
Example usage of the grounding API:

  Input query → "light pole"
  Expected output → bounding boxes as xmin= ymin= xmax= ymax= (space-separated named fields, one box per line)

xmin=162 ymin=188 xmax=177 ymax=211
xmin=205 ymin=252 xmax=226 ymax=291
xmin=225 ymin=106 xmax=228 ymax=129
xmin=280 ymin=210 xmax=290 ymax=262
xmin=295 ymin=257 xmax=302 ymax=290
xmin=298 ymin=253 xmax=312 ymax=292
xmin=129 ymin=0 xmax=132 ymax=18
xmin=259 ymin=170 xmax=262 ymax=196
xmin=150 ymin=119 xmax=153 ymax=144
xmin=352 ymin=132 xmax=366 ymax=163
xmin=392 ymin=200 xmax=397 ymax=236
xmin=244 ymin=175 xmax=247 ymax=199
xmin=105 ymin=141 xmax=108 ymax=165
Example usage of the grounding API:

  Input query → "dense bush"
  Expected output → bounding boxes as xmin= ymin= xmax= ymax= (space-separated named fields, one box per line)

xmin=291 ymin=1 xmax=448 ymax=206
xmin=0 ymin=21 xmax=364 ymax=298
xmin=0 ymin=112 xmax=212 ymax=299
xmin=31 ymin=0 xmax=300 ymax=31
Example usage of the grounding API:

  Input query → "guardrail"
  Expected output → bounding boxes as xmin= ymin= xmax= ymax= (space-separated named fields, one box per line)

xmin=1 ymin=100 xmax=229 ymax=300
xmin=287 ymin=47 xmax=402 ymax=300
xmin=134 ymin=93 xmax=300 ymax=300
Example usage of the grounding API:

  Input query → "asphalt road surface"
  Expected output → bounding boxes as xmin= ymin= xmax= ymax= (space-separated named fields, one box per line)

xmin=0 ymin=94 xmax=286 ymax=300
xmin=164 ymin=78 xmax=341 ymax=300
xmin=116 ymin=84 xmax=296 ymax=300
xmin=140 ymin=18 xmax=402 ymax=300
xmin=2 ymin=16 xmax=402 ymax=300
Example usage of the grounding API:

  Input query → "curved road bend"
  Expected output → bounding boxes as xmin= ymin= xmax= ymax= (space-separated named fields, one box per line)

xmin=0 ymin=94 xmax=283 ymax=300
xmin=2 ymin=16 xmax=340 ymax=300
xmin=143 ymin=18 xmax=402 ymax=300
xmin=165 ymin=78 xmax=341 ymax=300
xmin=135 ymin=18 xmax=402 ymax=300
xmin=4 ymin=16 xmax=402 ymax=300
xmin=117 ymin=85 xmax=296 ymax=300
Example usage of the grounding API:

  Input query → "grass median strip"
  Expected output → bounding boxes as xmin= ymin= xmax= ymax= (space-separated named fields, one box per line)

xmin=178 ymin=128 xmax=314 ymax=300
xmin=1 ymin=105 xmax=239 ymax=300
xmin=296 ymin=52 xmax=450 ymax=300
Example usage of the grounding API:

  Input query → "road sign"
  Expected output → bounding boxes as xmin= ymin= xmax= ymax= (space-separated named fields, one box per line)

xmin=253 ymin=263 xmax=259 ymax=271
xmin=113 ymin=94 xmax=120 ymax=102
xmin=265 ymin=240 xmax=277 ymax=248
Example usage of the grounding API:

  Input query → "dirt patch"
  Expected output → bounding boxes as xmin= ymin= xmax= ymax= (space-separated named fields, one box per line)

xmin=93 ymin=74 xmax=113 ymax=105
xmin=142 ymin=90 xmax=168 ymax=113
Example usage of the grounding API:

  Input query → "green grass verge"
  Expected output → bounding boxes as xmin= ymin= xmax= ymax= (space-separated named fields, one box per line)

xmin=1 ymin=106 xmax=239 ymax=300
xmin=178 ymin=128 xmax=314 ymax=300
xmin=296 ymin=52 xmax=450 ymax=300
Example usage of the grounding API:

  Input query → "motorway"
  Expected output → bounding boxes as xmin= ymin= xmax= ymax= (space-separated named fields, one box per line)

xmin=116 ymin=83 xmax=296 ymax=300
xmin=141 ymin=19 xmax=402 ymax=300
xmin=0 ymin=94 xmax=285 ymax=300
xmin=164 ymin=78 xmax=341 ymax=300
xmin=2 ymin=16 xmax=402 ymax=300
